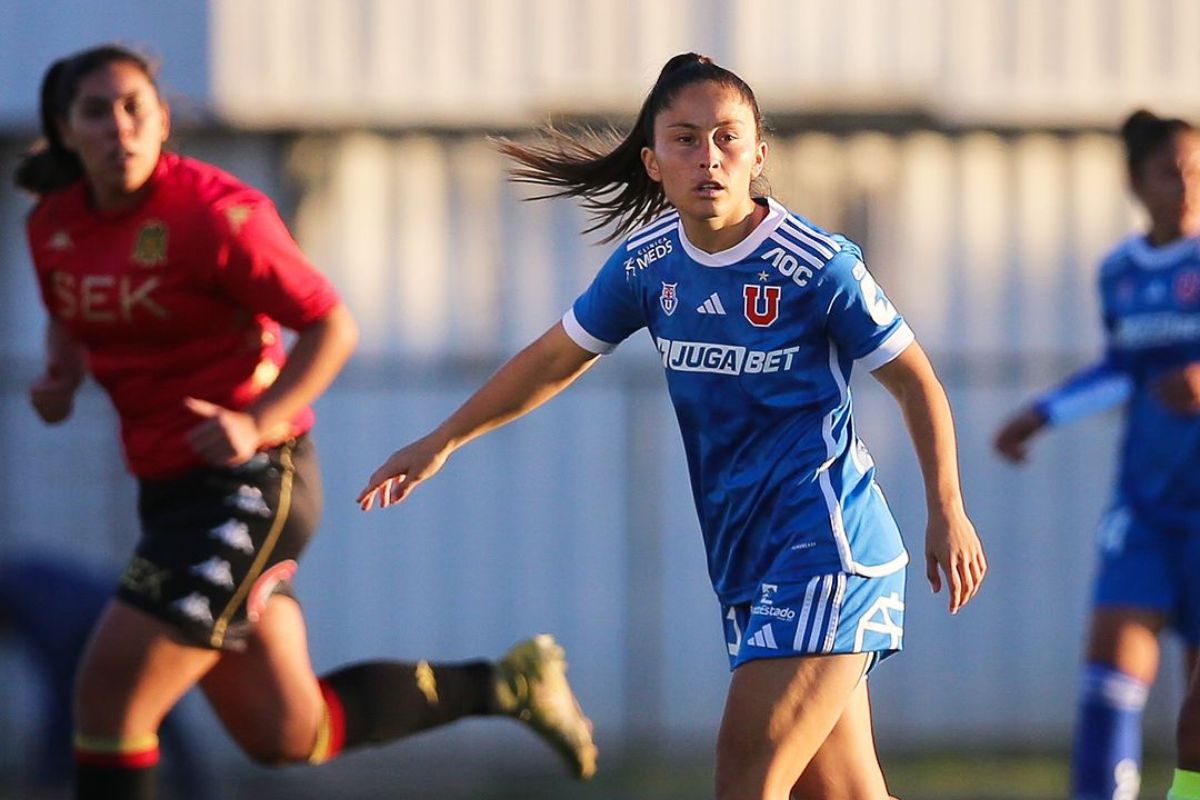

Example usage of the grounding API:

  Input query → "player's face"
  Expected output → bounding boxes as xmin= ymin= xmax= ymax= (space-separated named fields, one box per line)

xmin=59 ymin=60 xmax=169 ymax=211
xmin=641 ymin=81 xmax=766 ymax=232
xmin=1133 ymin=130 xmax=1200 ymax=241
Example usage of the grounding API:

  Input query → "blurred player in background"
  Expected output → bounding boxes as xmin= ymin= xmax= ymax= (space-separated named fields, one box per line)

xmin=16 ymin=43 xmax=595 ymax=800
xmin=360 ymin=52 xmax=986 ymax=800
xmin=0 ymin=553 xmax=211 ymax=799
xmin=995 ymin=109 xmax=1200 ymax=800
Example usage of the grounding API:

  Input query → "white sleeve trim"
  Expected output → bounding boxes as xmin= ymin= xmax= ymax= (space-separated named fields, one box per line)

xmin=1040 ymin=375 xmax=1131 ymax=426
xmin=562 ymin=308 xmax=617 ymax=354
xmin=857 ymin=323 xmax=915 ymax=372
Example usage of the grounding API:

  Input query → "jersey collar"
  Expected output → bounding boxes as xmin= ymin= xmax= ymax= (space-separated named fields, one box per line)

xmin=1126 ymin=232 xmax=1200 ymax=270
xmin=677 ymin=196 xmax=786 ymax=267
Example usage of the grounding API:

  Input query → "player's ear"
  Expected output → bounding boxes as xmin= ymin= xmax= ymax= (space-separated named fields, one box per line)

xmin=156 ymin=97 xmax=171 ymax=143
xmin=641 ymin=146 xmax=662 ymax=183
xmin=751 ymin=140 xmax=767 ymax=180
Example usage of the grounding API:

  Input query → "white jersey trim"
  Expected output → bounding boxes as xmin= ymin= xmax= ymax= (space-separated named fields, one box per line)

xmin=847 ymin=551 xmax=910 ymax=577
xmin=677 ymin=197 xmax=787 ymax=268
xmin=561 ymin=308 xmax=616 ymax=354
xmin=779 ymin=219 xmax=841 ymax=259
xmin=1041 ymin=373 xmax=1131 ymax=426
xmin=821 ymin=339 xmax=912 ymax=578
xmin=857 ymin=324 xmax=915 ymax=372
xmin=820 ymin=340 xmax=856 ymax=573
xmin=626 ymin=211 xmax=681 ymax=251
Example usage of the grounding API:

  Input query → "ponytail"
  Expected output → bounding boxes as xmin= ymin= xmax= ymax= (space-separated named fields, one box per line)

xmin=496 ymin=53 xmax=766 ymax=241
xmin=13 ymin=44 xmax=158 ymax=196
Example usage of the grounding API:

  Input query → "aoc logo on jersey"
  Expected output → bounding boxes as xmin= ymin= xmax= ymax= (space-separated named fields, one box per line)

xmin=743 ymin=284 xmax=781 ymax=327
xmin=660 ymin=282 xmax=679 ymax=316
xmin=656 ymin=337 xmax=799 ymax=375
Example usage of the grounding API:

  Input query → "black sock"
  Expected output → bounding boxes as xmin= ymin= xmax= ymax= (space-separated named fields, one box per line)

xmin=319 ymin=659 xmax=498 ymax=750
xmin=75 ymin=735 xmax=159 ymax=800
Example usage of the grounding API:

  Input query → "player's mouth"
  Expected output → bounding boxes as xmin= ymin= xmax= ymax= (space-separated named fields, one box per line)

xmin=695 ymin=180 xmax=724 ymax=197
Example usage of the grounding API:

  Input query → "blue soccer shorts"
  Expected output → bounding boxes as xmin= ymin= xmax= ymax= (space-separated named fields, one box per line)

xmin=1093 ymin=503 xmax=1200 ymax=645
xmin=722 ymin=567 xmax=906 ymax=671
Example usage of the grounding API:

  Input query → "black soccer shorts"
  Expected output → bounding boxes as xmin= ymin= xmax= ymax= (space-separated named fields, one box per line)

xmin=117 ymin=435 xmax=322 ymax=650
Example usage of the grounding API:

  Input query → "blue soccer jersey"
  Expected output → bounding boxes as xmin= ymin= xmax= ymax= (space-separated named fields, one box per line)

xmin=563 ymin=198 xmax=914 ymax=605
xmin=1059 ymin=234 xmax=1200 ymax=523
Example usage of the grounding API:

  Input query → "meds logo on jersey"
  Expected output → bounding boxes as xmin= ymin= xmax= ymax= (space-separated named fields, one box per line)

xmin=660 ymin=282 xmax=679 ymax=316
xmin=131 ymin=219 xmax=169 ymax=267
xmin=743 ymin=284 xmax=781 ymax=327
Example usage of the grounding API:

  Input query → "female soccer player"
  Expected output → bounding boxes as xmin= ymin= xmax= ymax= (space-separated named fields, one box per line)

xmin=994 ymin=109 xmax=1200 ymax=800
xmin=359 ymin=52 xmax=987 ymax=799
xmin=18 ymin=44 xmax=595 ymax=800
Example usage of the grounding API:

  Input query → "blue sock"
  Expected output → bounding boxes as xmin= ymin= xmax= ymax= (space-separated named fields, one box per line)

xmin=1070 ymin=663 xmax=1148 ymax=800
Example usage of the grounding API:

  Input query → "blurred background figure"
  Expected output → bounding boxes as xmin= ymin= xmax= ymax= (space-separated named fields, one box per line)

xmin=995 ymin=109 xmax=1200 ymax=800
xmin=0 ymin=553 xmax=212 ymax=800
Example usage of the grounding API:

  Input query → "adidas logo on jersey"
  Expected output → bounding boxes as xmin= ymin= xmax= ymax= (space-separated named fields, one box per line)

xmin=696 ymin=293 xmax=726 ymax=315
xmin=747 ymin=624 xmax=779 ymax=649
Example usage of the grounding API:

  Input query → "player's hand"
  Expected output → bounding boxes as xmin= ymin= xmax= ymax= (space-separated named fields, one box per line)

xmin=357 ymin=435 xmax=450 ymax=511
xmin=992 ymin=407 xmax=1047 ymax=463
xmin=29 ymin=366 xmax=80 ymax=424
xmin=1154 ymin=363 xmax=1200 ymax=414
xmin=925 ymin=506 xmax=986 ymax=615
xmin=183 ymin=397 xmax=263 ymax=466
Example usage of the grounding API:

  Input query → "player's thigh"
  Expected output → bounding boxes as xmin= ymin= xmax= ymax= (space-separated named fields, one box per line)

xmin=790 ymin=679 xmax=888 ymax=800
xmin=201 ymin=594 xmax=323 ymax=762
xmin=76 ymin=599 xmax=220 ymax=736
xmin=716 ymin=652 xmax=869 ymax=799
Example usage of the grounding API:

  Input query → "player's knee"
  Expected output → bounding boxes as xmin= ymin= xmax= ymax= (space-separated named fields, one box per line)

xmin=236 ymin=733 xmax=310 ymax=767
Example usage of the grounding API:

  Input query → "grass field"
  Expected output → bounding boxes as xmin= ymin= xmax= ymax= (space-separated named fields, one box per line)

xmin=0 ymin=749 xmax=1178 ymax=799
xmin=221 ymin=749 xmax=1177 ymax=800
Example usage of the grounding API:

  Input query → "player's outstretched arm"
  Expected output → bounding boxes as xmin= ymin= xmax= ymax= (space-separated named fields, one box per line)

xmin=358 ymin=322 xmax=599 ymax=511
xmin=29 ymin=319 xmax=85 ymax=425
xmin=994 ymin=356 xmax=1130 ymax=463
xmin=872 ymin=341 xmax=987 ymax=614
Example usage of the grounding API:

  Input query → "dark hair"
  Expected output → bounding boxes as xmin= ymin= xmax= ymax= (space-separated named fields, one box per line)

xmin=13 ymin=44 xmax=159 ymax=196
xmin=1120 ymin=108 xmax=1194 ymax=177
xmin=496 ymin=53 xmax=767 ymax=241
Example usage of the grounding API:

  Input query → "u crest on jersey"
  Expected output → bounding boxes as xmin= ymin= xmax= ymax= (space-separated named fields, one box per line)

xmin=743 ymin=284 xmax=781 ymax=327
xmin=660 ymin=282 xmax=679 ymax=316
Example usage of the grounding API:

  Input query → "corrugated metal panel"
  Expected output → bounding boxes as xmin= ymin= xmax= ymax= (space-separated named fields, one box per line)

xmin=4 ymin=1 xmax=1197 ymax=130
xmin=204 ymin=0 xmax=1200 ymax=128
xmin=0 ymin=127 xmax=1183 ymax=776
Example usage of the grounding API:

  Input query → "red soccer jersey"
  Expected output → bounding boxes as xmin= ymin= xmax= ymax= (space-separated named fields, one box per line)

xmin=27 ymin=152 xmax=341 ymax=478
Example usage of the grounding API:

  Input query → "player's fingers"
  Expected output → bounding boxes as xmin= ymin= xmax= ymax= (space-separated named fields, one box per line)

xmin=183 ymin=396 xmax=222 ymax=418
xmin=925 ymin=553 xmax=941 ymax=594
xmin=946 ymin=557 xmax=964 ymax=614
xmin=955 ymin=557 xmax=976 ymax=609
xmin=380 ymin=477 xmax=397 ymax=508
xmin=358 ymin=487 xmax=379 ymax=511
xmin=969 ymin=553 xmax=987 ymax=599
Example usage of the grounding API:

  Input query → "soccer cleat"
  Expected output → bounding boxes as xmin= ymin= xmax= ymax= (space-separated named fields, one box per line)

xmin=494 ymin=634 xmax=598 ymax=780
